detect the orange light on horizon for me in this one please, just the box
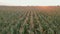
[40,6,49,9]
[39,6,50,11]
[37,6,53,12]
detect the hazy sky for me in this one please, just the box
[0,0,60,6]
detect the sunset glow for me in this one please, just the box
[41,6,49,9]
[39,6,50,10]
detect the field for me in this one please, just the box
[0,6,60,34]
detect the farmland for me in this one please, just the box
[0,6,60,34]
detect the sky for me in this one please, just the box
[0,0,60,6]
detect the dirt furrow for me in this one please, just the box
[20,11,30,34]
[33,11,43,34]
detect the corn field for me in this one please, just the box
[0,6,60,34]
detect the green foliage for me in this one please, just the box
[0,6,60,34]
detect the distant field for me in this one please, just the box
[0,6,60,34]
